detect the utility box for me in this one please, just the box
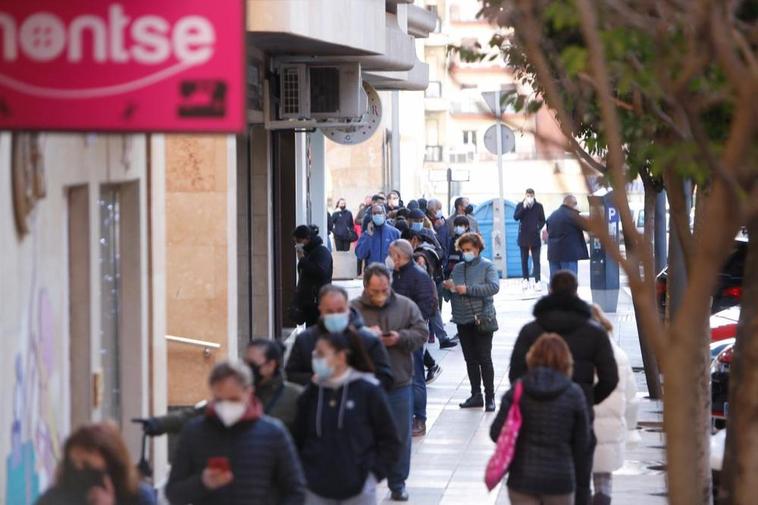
[589,191,620,312]
[332,251,357,280]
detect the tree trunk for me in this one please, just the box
[638,178,662,399]
[721,216,758,504]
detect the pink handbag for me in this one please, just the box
[484,381,524,491]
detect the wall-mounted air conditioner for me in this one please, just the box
[278,63,367,121]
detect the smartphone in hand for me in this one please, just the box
[207,457,231,473]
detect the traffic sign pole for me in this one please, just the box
[491,91,507,276]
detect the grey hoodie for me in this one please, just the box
[351,291,428,389]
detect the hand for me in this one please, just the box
[381,331,400,347]
[202,467,234,490]
[87,476,115,505]
[454,285,468,295]
[368,325,383,336]
[442,280,454,291]
[366,222,375,236]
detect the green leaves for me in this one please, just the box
[560,46,588,76]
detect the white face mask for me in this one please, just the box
[385,256,395,271]
[526,196,534,205]
[215,400,247,427]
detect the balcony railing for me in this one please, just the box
[425,145,443,162]
[425,81,442,98]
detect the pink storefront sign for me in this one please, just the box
[0,1,245,132]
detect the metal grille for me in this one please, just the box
[281,68,301,115]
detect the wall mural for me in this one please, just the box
[5,231,61,504]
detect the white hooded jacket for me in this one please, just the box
[592,336,639,473]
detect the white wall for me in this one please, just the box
[0,133,150,504]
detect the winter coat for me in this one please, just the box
[351,291,428,389]
[294,236,333,323]
[509,293,619,416]
[36,483,156,505]
[433,219,451,264]
[165,397,306,505]
[293,369,400,500]
[490,367,590,495]
[285,308,394,391]
[391,261,438,320]
[514,201,546,248]
[448,256,500,326]
[332,209,355,240]
[593,336,639,473]
[546,205,589,262]
[354,223,401,265]
[255,374,304,435]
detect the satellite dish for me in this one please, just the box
[320,82,382,145]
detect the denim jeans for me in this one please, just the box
[549,260,578,279]
[386,386,413,492]
[428,310,449,343]
[413,347,427,421]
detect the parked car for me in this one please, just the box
[708,306,741,429]
[656,236,747,317]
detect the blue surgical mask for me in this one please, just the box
[436,211,444,219]
[312,357,335,380]
[323,312,349,334]
[462,251,477,263]
[372,214,386,226]
[411,222,423,231]
[455,226,466,236]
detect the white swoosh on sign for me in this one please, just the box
[0,61,197,99]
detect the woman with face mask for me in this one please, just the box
[444,215,471,278]
[442,232,500,412]
[36,422,156,505]
[332,198,356,252]
[293,332,401,505]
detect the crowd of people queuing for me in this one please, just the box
[37,190,638,505]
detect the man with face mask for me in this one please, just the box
[514,188,546,291]
[351,264,428,502]
[166,361,306,505]
[285,285,394,391]
[355,205,400,266]
[245,339,303,434]
[331,198,355,252]
[546,194,590,280]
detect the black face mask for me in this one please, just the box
[465,204,474,215]
[247,362,264,386]
[339,205,346,210]
[61,464,106,502]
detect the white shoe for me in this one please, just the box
[521,279,529,291]
[534,281,543,292]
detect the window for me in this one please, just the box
[463,130,477,148]
[425,81,442,98]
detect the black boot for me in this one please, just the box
[485,396,496,412]
[459,394,484,409]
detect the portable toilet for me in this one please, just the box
[471,199,529,278]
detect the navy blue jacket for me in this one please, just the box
[391,261,438,320]
[491,367,589,495]
[546,205,589,262]
[165,402,305,505]
[514,201,546,248]
[332,209,354,240]
[293,372,400,500]
[285,308,394,391]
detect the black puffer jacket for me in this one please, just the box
[508,294,618,416]
[490,367,589,495]
[294,236,333,324]
[391,261,438,320]
[285,308,394,390]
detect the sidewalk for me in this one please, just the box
[337,261,667,505]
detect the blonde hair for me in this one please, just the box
[526,333,574,377]
[591,304,614,333]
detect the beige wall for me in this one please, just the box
[164,135,235,406]
[325,129,386,215]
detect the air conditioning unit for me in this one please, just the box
[278,63,367,121]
